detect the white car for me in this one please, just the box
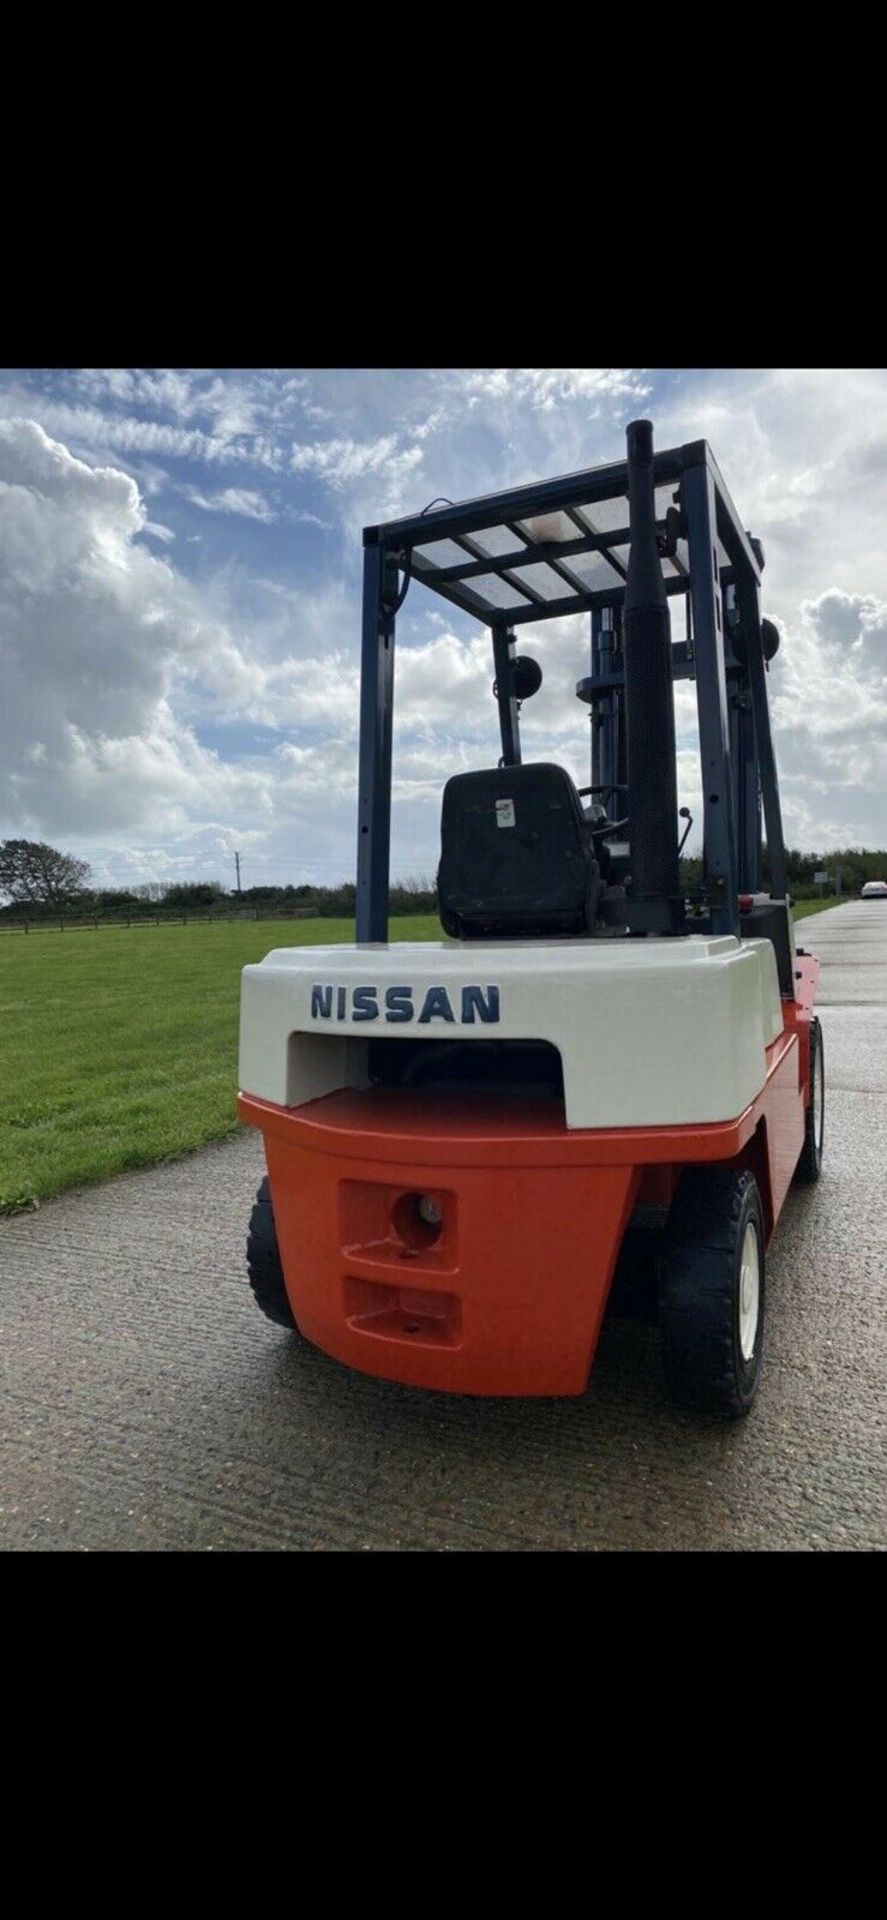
[861,880,887,898]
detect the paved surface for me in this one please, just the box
[2,901,885,1552]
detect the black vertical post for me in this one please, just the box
[755,776,764,885]
[728,678,742,878]
[623,420,681,932]
[682,459,739,935]
[725,583,760,894]
[356,539,396,942]
[739,698,760,892]
[590,608,602,789]
[725,582,741,862]
[491,625,522,765]
[734,572,788,901]
[614,605,627,801]
[591,606,618,798]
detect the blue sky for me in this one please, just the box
[1,366,886,893]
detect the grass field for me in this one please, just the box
[0,897,839,1212]
[0,915,440,1213]
[792,898,840,920]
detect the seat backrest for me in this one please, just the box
[438,763,600,939]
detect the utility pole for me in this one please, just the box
[234,851,242,895]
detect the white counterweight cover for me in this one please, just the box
[239,935,785,1131]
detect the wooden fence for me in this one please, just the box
[0,906,323,935]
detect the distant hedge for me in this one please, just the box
[0,877,438,925]
[2,846,883,929]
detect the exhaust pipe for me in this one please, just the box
[623,419,682,933]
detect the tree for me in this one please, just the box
[0,839,93,906]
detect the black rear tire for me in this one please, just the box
[660,1168,765,1419]
[794,1016,824,1184]
[247,1176,298,1330]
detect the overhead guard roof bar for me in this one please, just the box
[365,447,687,552]
[364,440,760,632]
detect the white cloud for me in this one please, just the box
[75,369,203,417]
[0,421,276,845]
[801,587,887,672]
[412,407,448,441]
[290,432,423,490]
[0,418,391,884]
[0,395,256,468]
[187,485,277,522]
[763,587,887,847]
[464,368,651,411]
[0,376,290,475]
[3,370,887,890]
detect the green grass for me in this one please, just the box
[0,915,441,1213]
[792,898,843,921]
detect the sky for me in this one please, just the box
[1,366,886,895]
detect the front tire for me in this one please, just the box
[660,1168,765,1419]
[794,1016,824,1183]
[247,1176,298,1330]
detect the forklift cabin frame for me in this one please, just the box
[356,437,787,943]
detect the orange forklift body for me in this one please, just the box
[238,959,817,1397]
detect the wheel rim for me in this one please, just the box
[739,1221,760,1362]
[813,1036,824,1150]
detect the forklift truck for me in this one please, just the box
[237,421,824,1417]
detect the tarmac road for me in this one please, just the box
[1,900,885,1552]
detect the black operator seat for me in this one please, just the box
[437,763,602,939]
